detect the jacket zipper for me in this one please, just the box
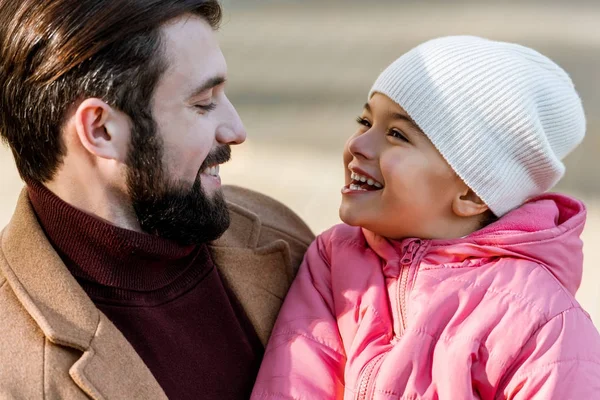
[396,239,421,336]
[355,239,422,400]
[355,353,386,400]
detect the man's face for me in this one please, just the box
[126,15,246,245]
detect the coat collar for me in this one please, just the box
[0,188,292,398]
[0,189,98,350]
[0,189,168,398]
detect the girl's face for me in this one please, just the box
[340,93,469,240]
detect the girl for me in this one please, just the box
[251,36,600,399]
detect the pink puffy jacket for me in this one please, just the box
[251,194,600,399]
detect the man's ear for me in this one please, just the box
[74,98,131,162]
[452,187,489,218]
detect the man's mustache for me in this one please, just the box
[200,145,231,172]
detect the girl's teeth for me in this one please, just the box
[350,184,365,191]
[349,170,384,189]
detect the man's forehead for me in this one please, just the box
[160,15,227,86]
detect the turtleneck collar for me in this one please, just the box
[27,180,211,305]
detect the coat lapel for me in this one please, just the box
[0,190,166,399]
[211,202,294,346]
[69,314,167,400]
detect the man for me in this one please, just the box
[0,1,313,398]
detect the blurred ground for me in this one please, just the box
[1,1,599,323]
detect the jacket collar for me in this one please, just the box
[0,188,292,398]
[363,194,586,296]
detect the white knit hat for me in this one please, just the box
[369,36,586,216]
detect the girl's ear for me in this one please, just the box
[452,187,489,218]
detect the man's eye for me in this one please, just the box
[195,103,217,113]
[356,116,371,128]
[388,129,409,142]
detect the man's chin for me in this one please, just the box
[200,185,221,199]
[130,181,230,245]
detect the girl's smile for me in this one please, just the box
[341,166,384,194]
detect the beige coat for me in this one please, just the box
[0,185,314,399]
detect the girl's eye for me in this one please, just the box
[195,102,217,114]
[389,129,409,142]
[356,116,371,128]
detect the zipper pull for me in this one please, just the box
[401,240,421,265]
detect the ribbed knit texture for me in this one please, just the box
[369,36,586,216]
[27,179,201,304]
[27,181,263,399]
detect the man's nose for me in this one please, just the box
[216,96,247,145]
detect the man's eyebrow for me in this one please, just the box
[187,76,226,99]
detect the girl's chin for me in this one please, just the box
[339,206,397,238]
[338,205,367,228]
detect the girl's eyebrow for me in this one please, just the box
[363,102,425,135]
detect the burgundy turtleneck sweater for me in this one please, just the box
[27,181,262,400]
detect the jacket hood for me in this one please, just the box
[365,193,587,296]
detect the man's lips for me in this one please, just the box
[197,145,230,187]
[200,145,231,172]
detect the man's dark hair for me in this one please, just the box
[0,0,222,182]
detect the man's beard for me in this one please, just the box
[125,122,231,246]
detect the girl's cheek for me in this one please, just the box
[380,153,402,180]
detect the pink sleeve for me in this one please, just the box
[501,307,600,399]
[251,233,346,400]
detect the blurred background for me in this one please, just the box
[1,1,599,322]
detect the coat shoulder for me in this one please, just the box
[0,260,45,397]
[222,185,315,249]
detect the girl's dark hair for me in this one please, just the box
[0,0,222,182]
[480,209,499,229]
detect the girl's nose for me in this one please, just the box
[348,130,377,160]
